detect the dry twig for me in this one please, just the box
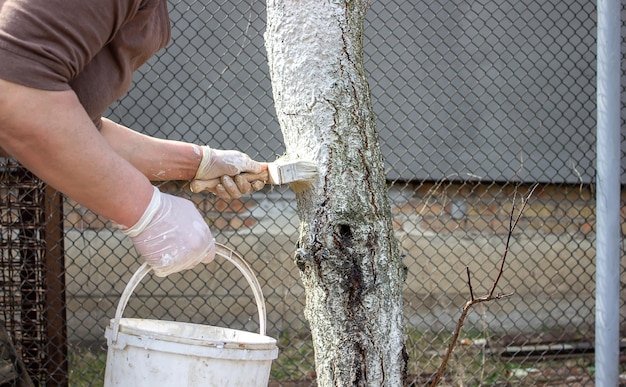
[429,184,539,387]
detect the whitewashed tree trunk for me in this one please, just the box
[265,1,407,385]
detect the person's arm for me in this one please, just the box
[99,117,202,181]
[0,78,152,228]
[99,117,266,198]
[0,78,216,277]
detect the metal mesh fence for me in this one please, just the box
[0,0,624,385]
[0,160,66,385]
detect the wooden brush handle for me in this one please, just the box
[190,170,270,193]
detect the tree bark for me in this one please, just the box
[265,1,407,385]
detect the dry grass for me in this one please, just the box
[66,328,615,386]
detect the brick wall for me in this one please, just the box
[64,182,604,235]
[393,182,598,237]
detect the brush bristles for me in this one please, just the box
[267,160,318,191]
[288,179,315,193]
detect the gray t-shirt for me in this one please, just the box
[0,0,171,128]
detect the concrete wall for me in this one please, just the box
[63,183,619,344]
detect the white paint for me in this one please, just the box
[265,1,406,385]
[265,0,348,162]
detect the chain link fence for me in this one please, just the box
[0,0,623,385]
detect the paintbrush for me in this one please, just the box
[190,159,318,194]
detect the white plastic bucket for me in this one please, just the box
[104,244,278,386]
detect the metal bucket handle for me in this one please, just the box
[108,243,267,346]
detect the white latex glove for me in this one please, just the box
[192,146,265,199]
[121,186,216,277]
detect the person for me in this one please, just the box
[0,0,266,277]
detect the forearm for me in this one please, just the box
[100,117,202,181]
[0,79,153,228]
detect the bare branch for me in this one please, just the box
[488,183,538,298]
[466,267,474,301]
[429,184,538,387]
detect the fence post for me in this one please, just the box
[596,0,621,385]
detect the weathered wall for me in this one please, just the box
[110,0,606,184]
[63,183,621,344]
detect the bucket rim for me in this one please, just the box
[107,318,277,350]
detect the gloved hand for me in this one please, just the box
[191,146,265,200]
[121,186,216,277]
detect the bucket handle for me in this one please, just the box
[109,243,267,346]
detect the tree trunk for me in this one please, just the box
[265,1,407,385]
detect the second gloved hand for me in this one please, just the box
[122,186,216,277]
